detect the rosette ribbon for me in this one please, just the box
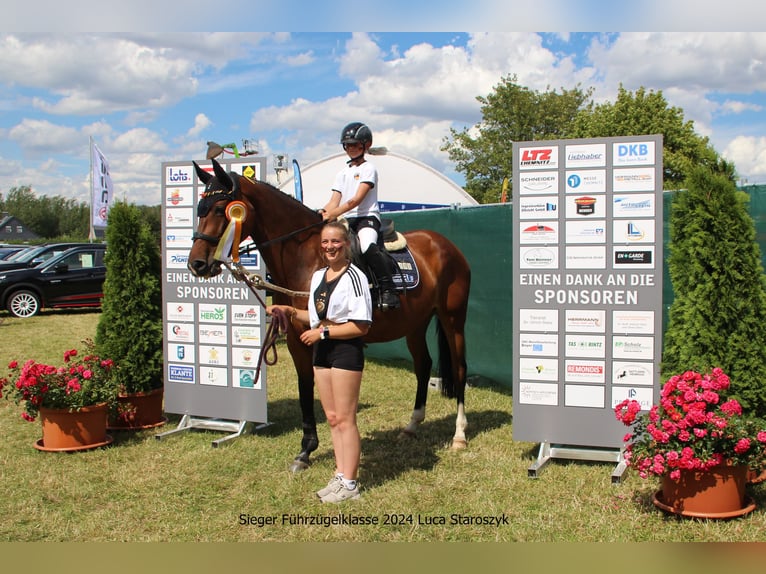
[213,200,247,263]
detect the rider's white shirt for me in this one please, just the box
[332,160,380,220]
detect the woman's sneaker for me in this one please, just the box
[320,481,360,503]
[316,475,341,499]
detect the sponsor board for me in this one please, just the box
[565,170,606,193]
[519,171,558,194]
[519,308,558,332]
[519,382,559,405]
[565,334,606,358]
[565,245,607,269]
[612,362,654,386]
[519,333,559,357]
[564,384,605,408]
[519,246,558,269]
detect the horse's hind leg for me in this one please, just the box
[398,323,432,439]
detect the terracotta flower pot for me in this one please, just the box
[653,464,756,519]
[108,387,165,430]
[36,403,112,452]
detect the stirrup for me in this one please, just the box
[379,290,400,310]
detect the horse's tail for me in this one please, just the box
[435,318,456,399]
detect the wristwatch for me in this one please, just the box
[320,326,330,340]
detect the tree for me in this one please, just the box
[95,201,164,394]
[662,165,766,418]
[441,75,593,203]
[571,85,729,189]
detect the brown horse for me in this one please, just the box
[188,159,471,471]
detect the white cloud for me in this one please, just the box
[724,136,766,182]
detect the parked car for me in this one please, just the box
[0,244,107,318]
[0,245,31,260]
[0,242,100,272]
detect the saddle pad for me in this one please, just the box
[389,247,419,290]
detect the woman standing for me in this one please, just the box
[267,221,373,503]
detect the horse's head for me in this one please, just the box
[188,158,251,277]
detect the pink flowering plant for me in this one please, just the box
[614,368,766,481]
[0,341,119,422]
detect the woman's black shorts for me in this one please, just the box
[313,337,365,372]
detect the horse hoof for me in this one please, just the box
[398,429,417,440]
[289,459,310,473]
[450,439,467,451]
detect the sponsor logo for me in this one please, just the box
[614,250,652,264]
[574,196,596,215]
[521,247,556,267]
[519,147,558,169]
[166,166,192,184]
[519,172,557,193]
[168,364,194,382]
[614,141,655,165]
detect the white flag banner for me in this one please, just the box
[91,142,113,229]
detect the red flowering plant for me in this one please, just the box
[0,341,119,422]
[614,368,766,481]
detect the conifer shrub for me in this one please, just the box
[662,165,766,418]
[95,201,163,393]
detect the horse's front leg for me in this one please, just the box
[287,337,318,473]
[399,326,432,439]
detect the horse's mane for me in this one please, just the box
[239,175,321,220]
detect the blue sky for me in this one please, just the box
[1,3,766,205]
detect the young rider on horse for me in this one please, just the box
[318,122,400,311]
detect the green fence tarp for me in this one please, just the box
[370,185,766,390]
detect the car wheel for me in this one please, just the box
[8,290,41,318]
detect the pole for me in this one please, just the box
[88,136,95,242]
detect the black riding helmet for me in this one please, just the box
[340,122,373,147]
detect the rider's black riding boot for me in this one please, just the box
[363,243,400,310]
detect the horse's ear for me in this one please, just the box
[193,161,212,184]
[212,158,234,191]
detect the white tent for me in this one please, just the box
[279,151,477,212]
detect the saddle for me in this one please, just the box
[346,218,420,290]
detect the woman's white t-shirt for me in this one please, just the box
[308,263,373,329]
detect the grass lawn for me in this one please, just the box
[2,310,766,546]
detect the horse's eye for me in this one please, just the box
[214,205,227,216]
